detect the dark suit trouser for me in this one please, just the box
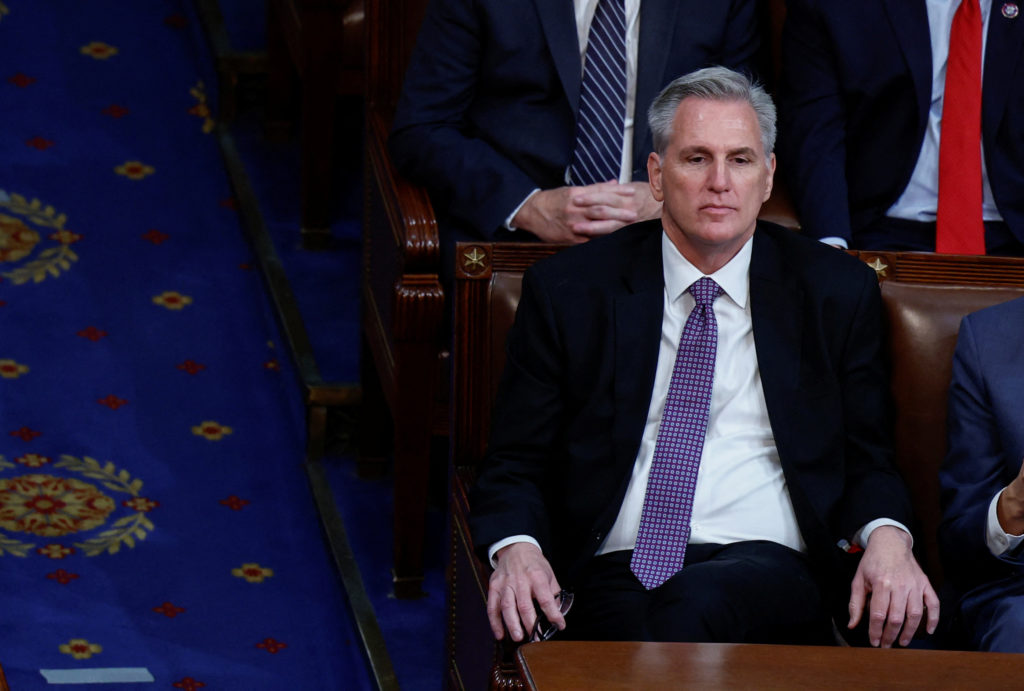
[563,541,834,645]
[959,576,1024,653]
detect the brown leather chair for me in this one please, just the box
[848,250,1024,586]
[266,0,364,248]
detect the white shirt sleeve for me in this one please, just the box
[819,236,849,249]
[986,489,1024,556]
[488,535,542,568]
[505,189,541,230]
[855,518,914,549]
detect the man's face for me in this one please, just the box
[647,97,775,273]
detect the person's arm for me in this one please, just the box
[995,461,1024,543]
[848,525,938,647]
[939,316,1024,588]
[833,266,938,646]
[486,542,565,642]
[388,0,543,239]
[390,0,659,242]
[512,181,660,243]
[470,265,568,640]
[778,0,854,244]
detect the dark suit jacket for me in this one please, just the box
[389,0,761,242]
[939,297,1024,598]
[470,220,914,599]
[779,0,1024,248]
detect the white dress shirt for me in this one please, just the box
[823,0,1001,247]
[601,234,806,553]
[505,0,641,228]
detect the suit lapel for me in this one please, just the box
[613,227,664,473]
[749,231,803,454]
[983,3,1024,139]
[634,0,679,155]
[535,0,582,113]
[884,0,933,123]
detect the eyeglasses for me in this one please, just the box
[531,589,574,642]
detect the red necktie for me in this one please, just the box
[936,0,985,254]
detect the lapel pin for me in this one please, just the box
[1003,2,1019,19]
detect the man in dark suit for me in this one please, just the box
[779,0,1024,254]
[471,66,939,647]
[939,296,1024,652]
[389,0,762,262]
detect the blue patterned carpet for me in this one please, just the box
[0,2,374,688]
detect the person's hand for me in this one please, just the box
[996,457,1024,535]
[512,181,661,243]
[486,542,564,642]
[848,525,940,647]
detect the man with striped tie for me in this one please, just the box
[390,0,762,279]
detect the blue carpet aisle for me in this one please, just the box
[228,97,448,689]
[0,2,373,689]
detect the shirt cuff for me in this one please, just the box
[819,236,849,249]
[488,535,541,568]
[855,518,913,549]
[505,189,541,230]
[987,489,1024,556]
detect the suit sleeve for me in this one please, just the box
[388,0,542,239]
[778,0,853,243]
[834,266,913,539]
[469,266,565,560]
[939,317,1020,590]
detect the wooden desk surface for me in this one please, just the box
[517,641,1024,690]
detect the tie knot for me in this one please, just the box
[688,277,722,308]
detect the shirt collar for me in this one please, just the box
[661,232,752,310]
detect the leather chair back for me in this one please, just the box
[852,250,1024,585]
[882,281,1024,583]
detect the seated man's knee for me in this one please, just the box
[647,570,747,642]
[977,599,1024,653]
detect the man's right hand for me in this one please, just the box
[997,457,1024,536]
[512,181,659,243]
[486,542,565,642]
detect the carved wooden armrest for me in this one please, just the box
[365,110,438,273]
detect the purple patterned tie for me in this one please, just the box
[631,277,722,589]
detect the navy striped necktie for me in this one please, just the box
[569,0,627,186]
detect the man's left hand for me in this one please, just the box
[848,525,940,647]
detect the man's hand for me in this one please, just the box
[996,457,1024,536]
[848,525,940,647]
[513,181,661,243]
[486,542,565,642]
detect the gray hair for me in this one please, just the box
[648,66,776,163]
